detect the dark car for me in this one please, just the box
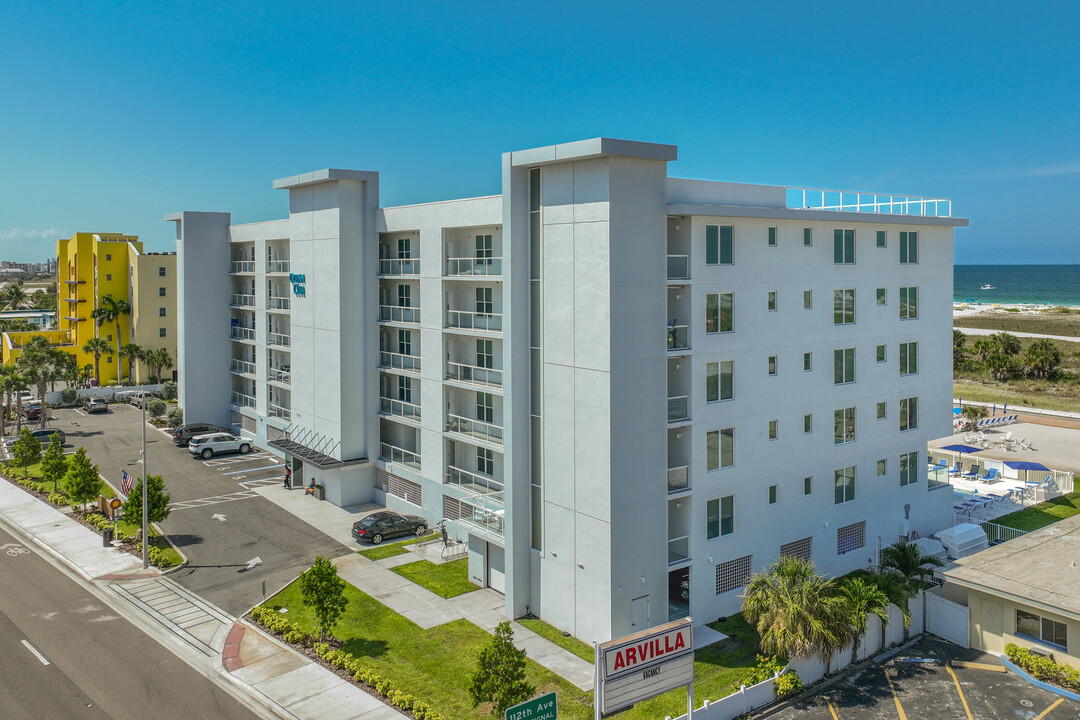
[21,403,42,421]
[351,511,428,545]
[4,428,66,448]
[173,423,227,447]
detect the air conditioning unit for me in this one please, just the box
[899,518,911,539]
[1029,646,1054,660]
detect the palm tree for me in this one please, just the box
[985,353,1018,382]
[89,294,131,381]
[990,332,1022,357]
[971,338,994,362]
[147,348,173,383]
[48,348,72,393]
[3,282,27,310]
[17,335,56,429]
[9,371,29,434]
[82,337,113,386]
[741,556,851,667]
[0,364,16,438]
[867,571,912,651]
[960,404,987,431]
[119,343,143,385]
[879,540,945,640]
[1023,338,1062,379]
[837,577,890,665]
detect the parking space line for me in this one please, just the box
[825,696,841,720]
[222,464,282,476]
[882,668,908,720]
[1034,698,1063,720]
[950,660,1006,672]
[945,664,973,720]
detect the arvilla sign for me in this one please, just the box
[289,273,307,297]
[605,626,689,677]
[595,618,694,716]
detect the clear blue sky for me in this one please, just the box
[1,0,1077,264]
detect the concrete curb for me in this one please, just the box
[999,654,1080,703]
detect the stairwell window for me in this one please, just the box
[768,355,777,376]
[877,459,887,476]
[900,286,918,320]
[876,344,886,363]
[768,291,777,311]
[804,414,813,433]
[834,289,855,325]
[803,228,812,247]
[768,420,778,440]
[768,227,777,247]
[899,341,918,375]
[803,352,812,372]
[768,485,777,504]
[900,231,918,264]
[833,229,855,264]
[803,290,812,309]
[900,397,918,431]
[706,225,733,265]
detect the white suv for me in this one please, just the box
[188,433,252,459]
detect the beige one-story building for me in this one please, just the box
[936,514,1080,666]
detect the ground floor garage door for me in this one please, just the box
[487,544,505,594]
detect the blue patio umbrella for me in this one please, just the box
[952,408,963,414]
[941,444,983,454]
[1004,461,1050,471]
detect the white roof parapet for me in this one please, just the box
[273,169,378,190]
[510,137,677,166]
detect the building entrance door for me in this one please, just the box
[487,544,505,594]
[631,595,650,631]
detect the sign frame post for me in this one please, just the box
[595,618,695,717]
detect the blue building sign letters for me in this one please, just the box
[289,273,307,298]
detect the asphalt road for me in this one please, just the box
[47,404,351,615]
[0,525,261,720]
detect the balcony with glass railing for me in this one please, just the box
[446,309,502,332]
[231,293,255,307]
[667,255,689,281]
[667,396,689,423]
[667,466,690,494]
[380,396,421,421]
[267,259,290,274]
[231,358,255,375]
[268,367,291,385]
[446,361,502,387]
[379,351,421,372]
[268,403,291,420]
[379,257,420,276]
[267,331,291,347]
[667,536,690,565]
[231,391,255,408]
[446,257,502,277]
[380,442,421,471]
[446,466,503,494]
[379,305,421,324]
[459,492,505,537]
[666,325,689,351]
[446,413,503,444]
[267,295,290,311]
[230,326,256,341]
[231,260,255,274]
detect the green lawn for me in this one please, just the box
[994,492,1080,532]
[390,559,477,598]
[518,616,595,662]
[358,532,437,560]
[1,461,113,498]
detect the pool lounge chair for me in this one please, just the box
[978,468,999,483]
[962,465,980,479]
[948,461,963,476]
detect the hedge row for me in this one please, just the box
[1005,643,1080,694]
[249,606,444,720]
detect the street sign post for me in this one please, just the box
[505,691,557,720]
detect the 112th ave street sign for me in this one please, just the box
[506,691,557,720]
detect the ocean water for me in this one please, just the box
[954,265,1080,307]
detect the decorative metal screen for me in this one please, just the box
[443,496,461,521]
[780,537,813,562]
[836,521,866,555]
[715,555,752,595]
[376,469,422,506]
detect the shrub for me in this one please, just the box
[147,399,167,420]
[61,388,78,405]
[1005,643,1080,693]
[160,380,177,401]
[774,670,804,699]
[166,407,183,427]
[48,491,68,506]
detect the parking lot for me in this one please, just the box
[767,637,1079,720]
[36,404,352,615]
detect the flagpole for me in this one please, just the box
[142,397,148,569]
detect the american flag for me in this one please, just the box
[121,470,134,496]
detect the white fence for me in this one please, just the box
[925,589,969,647]
[670,673,780,720]
[45,384,163,406]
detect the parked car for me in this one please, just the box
[83,397,109,414]
[126,391,155,408]
[188,433,252,459]
[173,423,227,447]
[20,402,43,420]
[3,428,66,448]
[351,511,428,545]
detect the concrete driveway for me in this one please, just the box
[46,404,352,615]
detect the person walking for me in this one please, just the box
[283,466,292,489]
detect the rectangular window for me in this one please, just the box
[876,344,886,363]
[159,266,167,276]
[804,476,812,495]
[708,427,734,470]
[705,292,734,333]
[876,287,886,305]
[716,555,752,594]
[876,230,886,248]
[105,273,112,281]
[899,451,919,486]
[398,237,412,258]
[837,520,865,554]
[900,397,918,431]
[833,289,855,325]
[706,225,733,265]
[780,537,812,562]
[804,414,813,433]
[475,287,493,315]
[803,290,812,309]
[158,307,167,317]
[105,253,112,261]
[833,229,855,264]
[900,286,918,320]
[767,291,777,311]
[803,352,812,372]
[768,355,777,376]
[477,392,494,423]
[1016,610,1068,649]
[834,467,856,504]
[768,227,777,247]
[899,341,918,375]
[877,459,887,476]
[706,361,733,402]
[477,339,493,368]
[399,329,412,355]
[707,495,735,539]
[721,495,734,536]
[803,228,812,246]
[768,485,777,504]
[158,328,167,338]
[768,420,777,440]
[876,401,887,420]
[477,446,494,475]
[475,234,493,261]
[159,287,166,297]
[833,348,855,384]
[397,284,411,306]
[834,407,856,445]
[398,375,412,402]
[900,231,918,264]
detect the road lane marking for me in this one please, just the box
[222,464,282,476]
[22,639,50,665]
[825,696,840,720]
[951,660,1006,672]
[1033,698,1063,720]
[882,668,907,720]
[945,664,973,720]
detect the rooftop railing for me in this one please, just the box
[787,187,953,217]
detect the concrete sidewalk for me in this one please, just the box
[0,478,406,720]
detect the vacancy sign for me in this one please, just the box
[597,618,694,715]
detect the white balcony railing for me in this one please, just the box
[380,442,421,471]
[667,396,689,423]
[268,403,291,420]
[667,255,689,280]
[446,413,503,444]
[668,536,690,565]
[379,305,421,324]
[379,258,420,276]
[459,492,505,536]
[267,296,291,310]
[268,367,291,384]
[446,257,502,277]
[446,310,502,332]
[380,396,421,420]
[231,358,255,375]
[231,326,256,341]
[446,465,503,494]
[667,465,690,493]
[231,391,255,408]
[231,260,255,274]
[380,351,421,372]
[786,186,953,217]
[446,361,502,387]
[267,260,290,273]
[267,331,291,347]
[667,324,689,351]
[231,293,255,307]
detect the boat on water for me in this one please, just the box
[980,283,995,290]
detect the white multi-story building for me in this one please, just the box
[169,138,967,645]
